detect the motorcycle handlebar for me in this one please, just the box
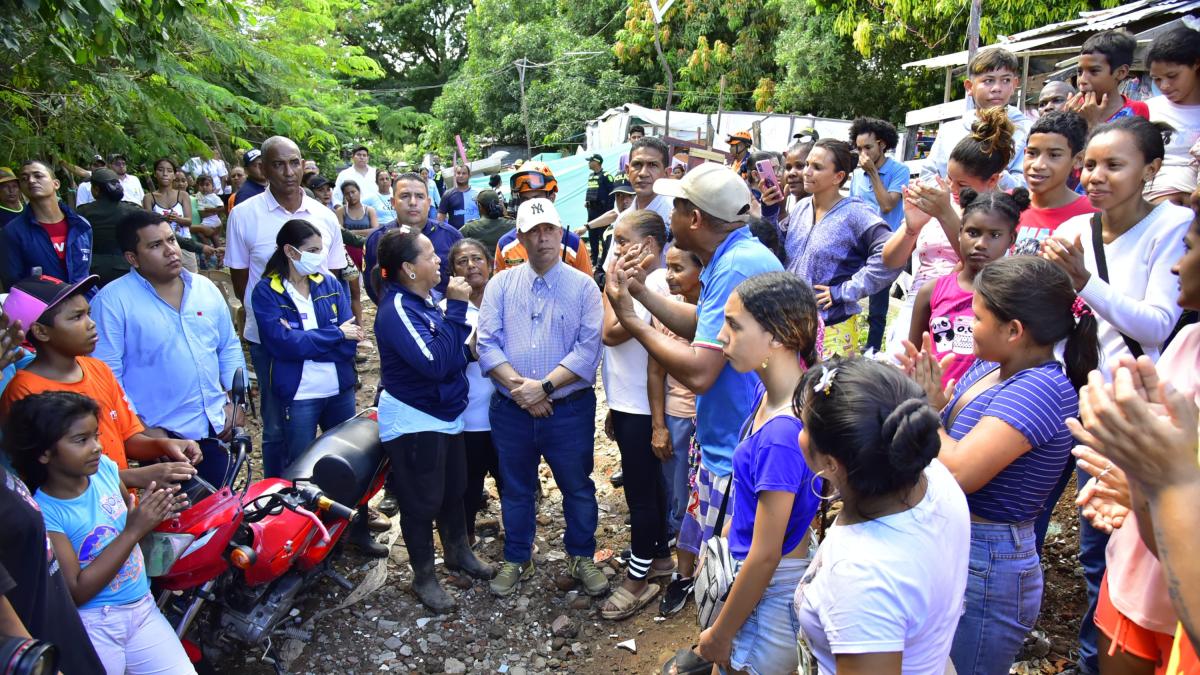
[316,495,356,522]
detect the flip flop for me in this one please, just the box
[661,647,714,675]
[600,583,660,620]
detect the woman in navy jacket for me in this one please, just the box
[251,219,361,478]
[374,226,493,612]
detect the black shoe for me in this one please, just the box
[659,576,693,616]
[347,510,389,558]
[610,470,624,488]
[378,493,400,517]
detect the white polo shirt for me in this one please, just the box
[224,188,347,343]
[333,164,378,206]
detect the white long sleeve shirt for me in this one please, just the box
[1053,201,1192,372]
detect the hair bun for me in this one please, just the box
[958,187,981,208]
[880,398,941,476]
[1009,187,1032,212]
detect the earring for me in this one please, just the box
[761,357,770,370]
[809,470,840,502]
[408,272,417,280]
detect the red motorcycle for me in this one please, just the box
[142,371,389,672]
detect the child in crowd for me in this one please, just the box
[7,391,194,674]
[599,210,674,620]
[647,242,702,616]
[1043,115,1194,673]
[903,256,1099,675]
[1014,111,1096,255]
[1145,25,1200,205]
[748,151,784,225]
[193,175,225,269]
[921,47,1030,189]
[1070,30,1150,129]
[885,107,1015,356]
[910,188,1025,387]
[682,272,821,675]
[0,275,201,489]
[794,357,970,675]
[781,140,812,216]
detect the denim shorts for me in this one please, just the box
[725,556,810,675]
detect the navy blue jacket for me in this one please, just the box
[2,202,93,287]
[251,271,356,402]
[375,282,471,422]
[363,218,462,304]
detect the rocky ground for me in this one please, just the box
[211,302,1089,675]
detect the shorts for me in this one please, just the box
[1096,573,1176,673]
[676,463,732,556]
[820,314,862,360]
[725,556,809,675]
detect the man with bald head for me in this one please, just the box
[1038,81,1076,115]
[224,135,347,476]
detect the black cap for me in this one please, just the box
[243,149,262,166]
[587,154,603,164]
[611,177,635,195]
[108,153,127,163]
[307,175,332,190]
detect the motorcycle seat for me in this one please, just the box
[281,415,385,508]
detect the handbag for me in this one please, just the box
[693,474,735,630]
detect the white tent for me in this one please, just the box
[584,103,853,154]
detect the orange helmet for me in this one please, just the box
[727,130,753,146]
[510,161,558,196]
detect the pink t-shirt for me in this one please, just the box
[1105,324,1200,634]
[910,220,959,298]
[927,272,976,387]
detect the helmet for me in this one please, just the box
[727,130,753,146]
[510,161,558,196]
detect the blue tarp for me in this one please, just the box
[468,144,631,229]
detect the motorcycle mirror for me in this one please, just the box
[231,368,247,408]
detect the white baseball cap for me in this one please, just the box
[652,162,752,223]
[515,197,563,233]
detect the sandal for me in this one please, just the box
[600,582,660,620]
[646,562,677,581]
[661,647,714,675]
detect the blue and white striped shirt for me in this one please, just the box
[942,359,1078,523]
[477,260,602,399]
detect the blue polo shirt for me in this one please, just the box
[692,226,783,476]
[848,157,910,231]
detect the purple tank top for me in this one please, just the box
[928,273,976,386]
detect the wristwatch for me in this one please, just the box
[541,379,556,396]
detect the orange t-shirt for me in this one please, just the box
[0,356,145,469]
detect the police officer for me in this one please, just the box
[583,154,614,267]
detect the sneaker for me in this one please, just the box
[659,576,693,616]
[489,560,534,597]
[568,556,610,597]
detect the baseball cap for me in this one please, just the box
[307,175,332,190]
[611,177,635,195]
[792,128,819,142]
[92,154,106,165]
[108,153,127,163]
[515,198,562,233]
[91,167,118,184]
[653,163,752,223]
[0,168,15,184]
[478,189,501,210]
[243,149,263,166]
[3,274,99,331]
[587,153,603,164]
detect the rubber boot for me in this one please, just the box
[347,504,388,558]
[404,518,456,613]
[439,506,495,580]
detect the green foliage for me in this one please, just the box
[0,0,383,172]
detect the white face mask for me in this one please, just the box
[289,246,324,276]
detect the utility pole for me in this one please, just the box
[652,29,673,141]
[714,74,726,150]
[515,57,532,158]
[967,0,982,66]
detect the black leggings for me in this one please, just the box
[463,430,503,538]
[383,431,469,558]
[611,410,670,579]
[588,226,610,270]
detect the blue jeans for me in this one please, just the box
[951,520,1043,675]
[1076,467,1109,674]
[866,286,891,352]
[660,414,694,538]
[280,389,356,476]
[248,342,285,478]
[490,391,598,563]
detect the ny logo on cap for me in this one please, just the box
[531,203,544,215]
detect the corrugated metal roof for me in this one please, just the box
[903,0,1199,70]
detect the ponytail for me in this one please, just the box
[1063,310,1100,391]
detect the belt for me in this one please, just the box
[551,388,591,404]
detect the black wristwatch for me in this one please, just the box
[541,379,556,396]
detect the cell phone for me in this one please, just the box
[756,160,780,193]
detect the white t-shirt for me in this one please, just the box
[118,173,144,205]
[1053,201,1192,373]
[333,165,379,207]
[442,299,495,432]
[795,460,970,675]
[601,269,660,415]
[75,180,94,206]
[1145,95,1200,197]
[198,193,223,228]
[284,280,340,401]
[183,157,230,195]
[224,189,347,343]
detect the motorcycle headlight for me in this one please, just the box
[141,533,195,577]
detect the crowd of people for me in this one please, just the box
[0,20,1195,675]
